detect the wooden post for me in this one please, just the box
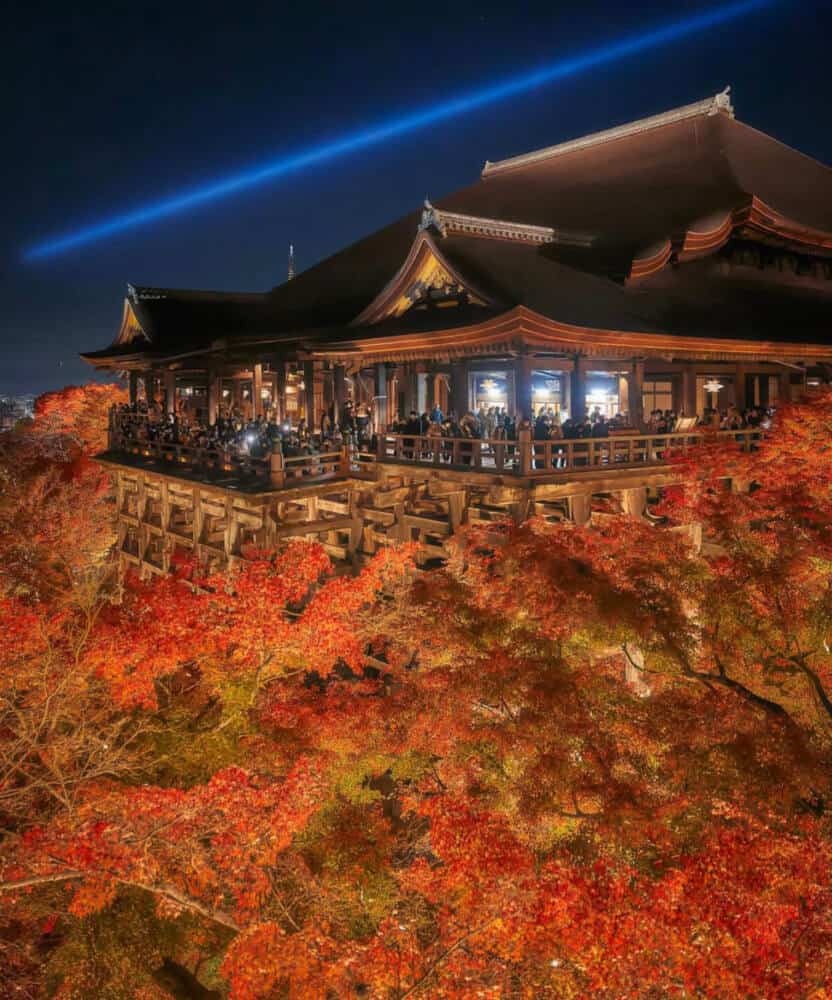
[270,450,285,488]
[450,362,469,419]
[628,359,645,430]
[519,426,532,476]
[568,494,592,525]
[401,367,421,417]
[339,443,351,476]
[620,487,647,517]
[232,377,243,414]
[303,360,315,428]
[253,362,264,418]
[164,370,176,415]
[207,371,220,425]
[334,363,347,426]
[373,362,389,433]
[514,355,534,422]
[128,371,139,406]
[734,364,748,411]
[413,371,426,414]
[682,365,697,418]
[570,355,587,421]
[430,372,441,412]
[276,363,287,423]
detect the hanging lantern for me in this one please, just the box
[703,378,724,394]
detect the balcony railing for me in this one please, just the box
[108,426,363,488]
[377,428,763,476]
[107,422,763,489]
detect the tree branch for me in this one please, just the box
[0,870,240,933]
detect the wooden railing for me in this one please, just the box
[377,433,523,473]
[378,428,763,476]
[108,427,353,488]
[108,423,763,487]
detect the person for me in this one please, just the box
[402,410,421,460]
[549,413,565,468]
[483,406,497,441]
[430,402,443,425]
[490,418,506,469]
[591,415,609,438]
[533,412,550,469]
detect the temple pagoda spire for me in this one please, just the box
[287,243,295,281]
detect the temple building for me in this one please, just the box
[81,89,832,574]
[84,87,832,428]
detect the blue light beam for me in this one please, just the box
[24,0,776,260]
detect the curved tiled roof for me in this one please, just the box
[81,93,832,366]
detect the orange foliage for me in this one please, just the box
[3,388,832,997]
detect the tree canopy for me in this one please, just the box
[2,384,832,998]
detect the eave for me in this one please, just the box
[310,305,832,365]
[629,196,832,282]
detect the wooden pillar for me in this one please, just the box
[431,373,443,412]
[402,367,418,416]
[570,355,587,421]
[777,369,792,406]
[303,360,315,427]
[207,371,220,425]
[449,362,469,419]
[276,363,287,423]
[416,372,429,414]
[518,426,532,475]
[163,370,176,416]
[232,378,243,414]
[620,487,647,518]
[388,374,400,423]
[334,363,347,426]
[757,374,769,407]
[682,365,697,418]
[269,371,280,420]
[568,494,592,526]
[734,364,748,411]
[627,359,645,430]
[373,362,389,433]
[514,355,534,422]
[253,362,264,418]
[128,371,139,406]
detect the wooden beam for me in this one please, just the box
[514,355,534,422]
[253,363,264,419]
[164,371,176,415]
[570,355,587,420]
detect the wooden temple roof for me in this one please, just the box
[81,90,832,370]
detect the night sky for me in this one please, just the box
[3,0,830,395]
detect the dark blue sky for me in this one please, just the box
[3,0,829,395]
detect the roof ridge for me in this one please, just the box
[127,283,268,303]
[419,201,595,248]
[481,87,734,177]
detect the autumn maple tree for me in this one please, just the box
[3,385,832,998]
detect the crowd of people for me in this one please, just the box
[392,402,773,443]
[110,401,346,462]
[111,395,773,472]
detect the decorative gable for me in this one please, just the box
[113,295,150,346]
[351,230,492,326]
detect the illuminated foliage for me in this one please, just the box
[3,387,832,997]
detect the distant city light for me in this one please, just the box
[22,0,775,261]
